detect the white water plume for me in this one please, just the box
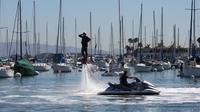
[81,64,104,94]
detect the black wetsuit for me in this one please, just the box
[120,75,128,86]
[79,34,91,57]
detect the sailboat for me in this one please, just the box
[0,0,14,78]
[33,33,51,71]
[31,1,51,72]
[159,7,171,70]
[13,0,38,76]
[150,10,164,72]
[52,0,72,73]
[101,23,121,76]
[134,4,152,72]
[181,0,200,77]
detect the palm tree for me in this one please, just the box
[128,38,133,47]
[138,42,143,48]
[133,38,139,49]
[128,38,133,53]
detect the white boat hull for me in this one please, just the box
[163,62,171,70]
[135,64,152,72]
[33,63,51,71]
[0,67,14,78]
[52,63,72,73]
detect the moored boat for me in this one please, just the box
[33,63,51,72]
[162,61,171,70]
[52,63,72,73]
[152,63,164,71]
[134,63,152,72]
[14,59,38,76]
[0,66,14,78]
[52,54,72,73]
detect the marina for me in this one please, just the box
[0,0,200,111]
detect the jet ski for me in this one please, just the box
[98,78,160,95]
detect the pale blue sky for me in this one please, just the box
[0,0,198,51]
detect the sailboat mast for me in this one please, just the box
[25,20,28,55]
[33,0,37,57]
[161,7,164,60]
[94,35,97,55]
[173,25,176,61]
[6,29,8,57]
[110,23,114,57]
[46,22,48,53]
[140,4,143,44]
[152,32,154,49]
[178,28,179,47]
[193,0,196,46]
[0,0,1,26]
[37,33,40,55]
[191,0,197,58]
[75,18,77,62]
[16,18,19,60]
[139,3,143,62]
[118,0,122,57]
[189,0,193,57]
[144,26,146,47]
[132,19,134,39]
[56,0,62,54]
[153,10,156,60]
[59,0,63,54]
[99,27,101,55]
[62,17,65,54]
[121,16,124,56]
[97,26,100,54]
[19,0,22,59]
[177,28,180,56]
[89,12,93,59]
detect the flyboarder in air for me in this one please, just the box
[79,32,91,64]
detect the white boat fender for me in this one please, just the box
[191,75,195,79]
[14,72,21,77]
[35,71,40,75]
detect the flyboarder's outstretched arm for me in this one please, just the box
[79,34,83,38]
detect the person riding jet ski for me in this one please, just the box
[119,70,142,91]
[98,70,160,95]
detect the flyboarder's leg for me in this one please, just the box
[81,47,84,57]
[85,47,88,63]
[81,47,86,64]
[82,47,88,64]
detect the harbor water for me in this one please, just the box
[0,67,200,112]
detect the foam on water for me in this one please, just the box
[146,87,200,104]
[80,64,104,94]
